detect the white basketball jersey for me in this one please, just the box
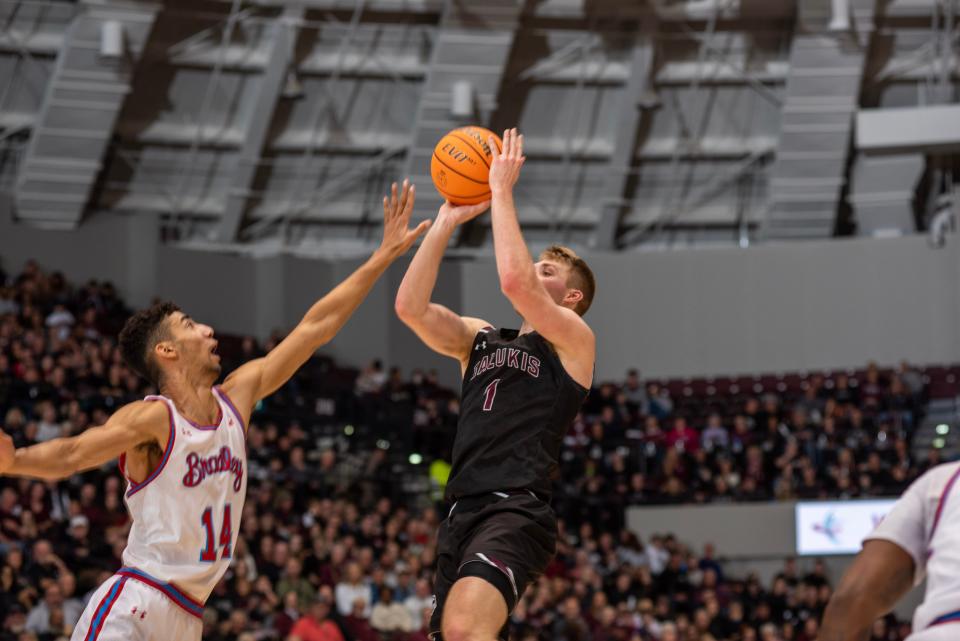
[867,461,960,634]
[119,386,247,603]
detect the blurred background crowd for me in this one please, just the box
[0,259,924,641]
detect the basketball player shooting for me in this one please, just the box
[0,181,428,641]
[820,460,960,641]
[395,128,597,641]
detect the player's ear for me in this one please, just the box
[564,288,584,308]
[154,340,178,363]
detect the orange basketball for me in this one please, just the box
[430,126,503,205]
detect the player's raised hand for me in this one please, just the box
[0,429,13,474]
[488,127,525,194]
[437,199,490,227]
[380,179,432,258]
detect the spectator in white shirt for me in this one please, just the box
[335,562,372,618]
[371,586,413,634]
[404,578,434,625]
[701,414,729,452]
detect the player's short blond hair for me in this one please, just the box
[539,245,596,316]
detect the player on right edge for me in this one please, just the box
[395,128,596,641]
[820,459,960,641]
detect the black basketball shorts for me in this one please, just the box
[429,492,557,641]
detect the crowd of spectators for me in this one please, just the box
[0,258,928,641]
[555,364,931,530]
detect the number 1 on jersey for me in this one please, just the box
[482,379,501,412]
[199,504,232,563]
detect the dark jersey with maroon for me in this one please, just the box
[445,327,589,501]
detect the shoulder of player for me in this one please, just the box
[462,317,494,336]
[222,357,265,388]
[919,461,960,493]
[220,359,267,409]
[106,400,170,434]
[548,309,595,352]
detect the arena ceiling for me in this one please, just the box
[0,0,957,254]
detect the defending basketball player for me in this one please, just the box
[395,128,596,641]
[820,460,960,641]
[0,181,428,641]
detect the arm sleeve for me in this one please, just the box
[864,470,933,585]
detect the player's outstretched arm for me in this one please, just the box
[394,199,491,372]
[0,401,168,481]
[487,128,595,384]
[223,180,430,408]
[819,539,916,641]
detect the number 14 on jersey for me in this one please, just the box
[199,504,232,562]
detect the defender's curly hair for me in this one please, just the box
[118,301,181,385]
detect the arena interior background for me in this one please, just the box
[0,0,959,637]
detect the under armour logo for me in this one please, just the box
[131,606,147,619]
[476,341,487,351]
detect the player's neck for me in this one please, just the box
[158,373,219,424]
[518,320,535,336]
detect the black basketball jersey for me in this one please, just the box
[445,327,589,501]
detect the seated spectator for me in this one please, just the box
[336,562,373,618]
[343,598,381,641]
[274,591,302,638]
[34,403,62,443]
[355,360,387,396]
[665,417,699,454]
[56,572,83,629]
[552,595,590,641]
[406,607,434,641]
[278,558,316,610]
[25,582,73,636]
[403,578,433,625]
[370,586,412,635]
[623,369,648,415]
[288,596,344,641]
[646,383,674,419]
[25,540,63,589]
[701,414,729,452]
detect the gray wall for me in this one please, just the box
[3,204,960,384]
[627,502,797,558]
[464,236,960,380]
[0,196,160,308]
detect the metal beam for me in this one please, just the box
[401,0,524,220]
[216,0,797,20]
[594,28,656,250]
[619,148,771,246]
[14,0,160,226]
[169,0,244,234]
[216,5,303,243]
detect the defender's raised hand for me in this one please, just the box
[380,180,432,258]
[488,128,525,194]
